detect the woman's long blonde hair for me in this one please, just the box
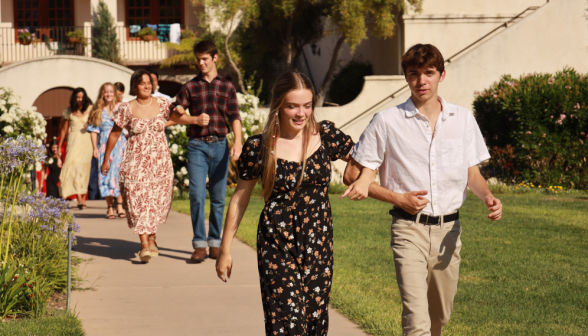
[261,72,319,201]
[89,82,116,126]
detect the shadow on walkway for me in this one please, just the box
[76,236,194,264]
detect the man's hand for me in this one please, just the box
[396,191,430,215]
[195,113,210,126]
[484,195,502,221]
[230,141,242,162]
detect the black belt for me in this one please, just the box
[194,135,225,143]
[389,207,459,225]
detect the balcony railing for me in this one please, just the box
[0,26,91,64]
[0,24,198,65]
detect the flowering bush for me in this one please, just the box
[167,124,189,197]
[474,68,587,189]
[0,135,78,318]
[0,87,47,146]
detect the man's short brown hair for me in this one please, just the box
[129,69,152,96]
[193,40,218,57]
[401,44,445,76]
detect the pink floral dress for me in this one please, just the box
[112,98,174,234]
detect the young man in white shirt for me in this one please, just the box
[149,70,173,101]
[342,44,503,336]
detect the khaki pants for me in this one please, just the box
[391,214,462,336]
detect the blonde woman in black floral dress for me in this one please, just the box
[216,72,354,336]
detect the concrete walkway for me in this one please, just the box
[72,200,368,336]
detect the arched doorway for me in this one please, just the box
[33,87,73,141]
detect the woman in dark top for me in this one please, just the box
[215,72,354,336]
[43,138,62,199]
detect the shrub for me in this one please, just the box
[327,59,373,106]
[474,68,588,189]
[92,0,121,64]
[180,28,197,40]
[66,29,88,46]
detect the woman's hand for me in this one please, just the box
[173,105,186,115]
[93,148,100,159]
[57,157,63,168]
[101,161,110,176]
[341,178,371,201]
[215,249,233,283]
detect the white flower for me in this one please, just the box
[178,156,184,161]
[314,286,320,293]
[3,125,13,133]
[184,179,189,187]
[176,171,183,178]
[48,158,54,165]
[180,166,188,175]
[35,162,42,171]
[173,186,179,192]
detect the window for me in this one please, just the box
[14,0,74,27]
[127,0,183,26]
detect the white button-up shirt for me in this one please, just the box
[352,96,490,216]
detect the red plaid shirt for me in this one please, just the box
[173,74,241,138]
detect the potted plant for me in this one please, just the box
[180,28,196,40]
[66,29,88,46]
[17,28,35,45]
[138,27,157,41]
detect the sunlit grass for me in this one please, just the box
[172,192,588,335]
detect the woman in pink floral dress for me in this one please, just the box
[101,70,197,263]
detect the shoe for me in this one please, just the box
[139,242,151,263]
[190,248,206,263]
[106,206,115,219]
[148,235,158,257]
[115,201,127,218]
[209,247,220,260]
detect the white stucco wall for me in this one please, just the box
[0,56,134,107]
[307,0,588,180]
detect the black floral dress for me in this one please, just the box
[238,120,354,336]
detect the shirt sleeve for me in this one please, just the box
[86,123,100,133]
[112,102,131,130]
[238,135,263,180]
[466,111,491,167]
[320,120,354,161]
[159,98,173,120]
[351,112,387,170]
[172,83,191,112]
[226,84,241,123]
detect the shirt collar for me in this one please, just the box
[404,96,453,121]
[195,73,222,83]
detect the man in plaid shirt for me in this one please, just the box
[173,40,242,263]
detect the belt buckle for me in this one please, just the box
[425,215,429,225]
[205,136,214,143]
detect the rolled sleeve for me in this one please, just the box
[226,86,241,123]
[351,112,387,170]
[86,124,100,133]
[172,85,191,111]
[467,112,491,167]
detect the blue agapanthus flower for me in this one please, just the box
[0,135,46,176]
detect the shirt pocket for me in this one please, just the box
[441,139,463,168]
[215,91,229,110]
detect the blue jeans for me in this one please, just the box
[88,157,102,200]
[187,138,229,249]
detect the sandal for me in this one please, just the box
[148,235,159,257]
[114,200,127,218]
[139,242,152,263]
[106,206,116,220]
[77,204,85,210]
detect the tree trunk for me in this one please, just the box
[316,34,345,107]
[283,16,296,69]
[224,16,247,94]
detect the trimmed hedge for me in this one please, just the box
[474,68,588,189]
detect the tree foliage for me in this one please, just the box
[92,0,121,64]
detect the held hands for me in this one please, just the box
[215,249,233,283]
[484,195,503,221]
[398,191,430,215]
[194,113,210,126]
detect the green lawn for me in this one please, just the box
[171,192,588,335]
[0,313,85,335]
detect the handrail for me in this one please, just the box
[339,5,543,130]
